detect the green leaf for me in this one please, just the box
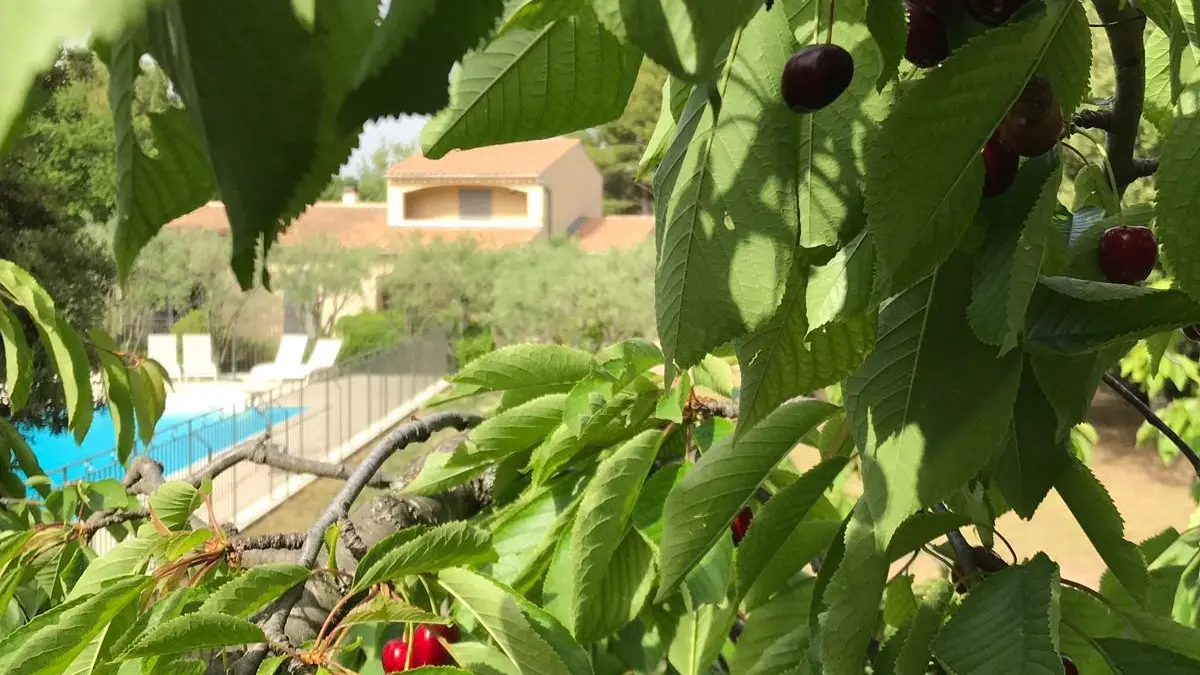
[587,0,759,82]
[707,4,799,273]
[931,553,1061,675]
[0,0,153,150]
[992,364,1073,519]
[353,522,497,593]
[338,594,448,627]
[1096,637,1200,674]
[145,0,323,286]
[448,642,523,675]
[122,614,265,659]
[657,398,839,598]
[1035,1,1091,118]
[488,479,580,588]
[823,255,1023,673]
[2,575,151,675]
[875,579,953,675]
[1055,459,1150,604]
[68,532,157,600]
[88,330,136,465]
[864,0,1075,292]
[107,30,214,281]
[640,75,691,178]
[0,303,32,413]
[844,253,1023,537]
[666,604,736,675]
[422,11,640,158]
[785,0,886,248]
[741,497,842,613]
[885,511,973,565]
[451,344,595,394]
[883,575,918,628]
[257,655,289,675]
[468,394,567,456]
[527,426,588,488]
[864,0,906,89]
[1030,346,1124,437]
[130,361,169,447]
[340,0,505,132]
[736,256,878,434]
[733,458,847,606]
[806,231,876,332]
[577,530,656,643]
[0,420,48,498]
[631,462,690,548]
[569,430,661,636]
[1024,277,1200,354]
[438,568,575,675]
[148,482,203,532]
[401,446,495,496]
[0,261,94,443]
[729,578,816,675]
[1157,112,1200,306]
[692,355,734,398]
[654,71,786,369]
[969,156,1061,353]
[198,564,309,619]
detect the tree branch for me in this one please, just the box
[1090,0,1147,193]
[1071,108,1112,131]
[188,441,400,489]
[1102,373,1200,477]
[255,412,483,657]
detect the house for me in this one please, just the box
[163,137,654,336]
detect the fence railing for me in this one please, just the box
[53,332,451,531]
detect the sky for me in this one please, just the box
[343,115,428,174]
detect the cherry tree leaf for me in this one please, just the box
[198,564,310,619]
[121,614,265,659]
[992,365,1073,519]
[1156,111,1200,306]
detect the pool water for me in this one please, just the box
[27,405,303,485]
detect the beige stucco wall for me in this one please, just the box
[387,182,543,228]
[537,144,603,236]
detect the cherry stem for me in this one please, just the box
[1102,373,1200,478]
[826,0,836,44]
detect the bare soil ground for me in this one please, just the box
[249,388,1196,588]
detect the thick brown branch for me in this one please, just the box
[1132,157,1159,178]
[1071,108,1112,131]
[234,532,307,551]
[1091,0,1146,193]
[188,442,399,489]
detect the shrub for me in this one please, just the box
[334,309,405,362]
[453,325,495,367]
[169,307,208,335]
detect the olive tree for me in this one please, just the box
[3,0,1200,674]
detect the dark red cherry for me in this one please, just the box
[905,4,952,68]
[1184,325,1200,342]
[982,135,1019,197]
[1098,226,1157,284]
[731,507,753,545]
[997,76,1063,157]
[1062,655,1079,675]
[781,45,855,113]
[410,624,459,666]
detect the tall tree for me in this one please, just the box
[270,235,374,336]
[351,141,416,202]
[579,61,666,214]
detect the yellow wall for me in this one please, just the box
[538,144,603,235]
[404,185,529,220]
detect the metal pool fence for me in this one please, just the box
[54,333,451,540]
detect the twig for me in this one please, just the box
[80,508,149,538]
[1071,109,1111,131]
[234,532,307,551]
[1090,0,1147,193]
[252,412,482,666]
[339,517,368,560]
[1131,157,1159,178]
[691,397,738,419]
[1102,373,1200,477]
[932,504,977,576]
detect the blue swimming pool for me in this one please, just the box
[27,405,303,485]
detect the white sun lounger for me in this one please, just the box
[146,334,182,382]
[248,334,309,380]
[181,334,220,380]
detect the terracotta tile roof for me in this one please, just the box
[164,202,541,250]
[387,138,582,180]
[572,215,655,252]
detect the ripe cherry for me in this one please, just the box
[382,638,411,673]
[965,0,1031,25]
[981,135,1019,197]
[997,76,1063,157]
[905,4,951,67]
[411,624,459,667]
[1062,655,1079,675]
[1098,226,1157,284]
[731,507,753,545]
[1184,325,1200,342]
[781,45,855,113]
